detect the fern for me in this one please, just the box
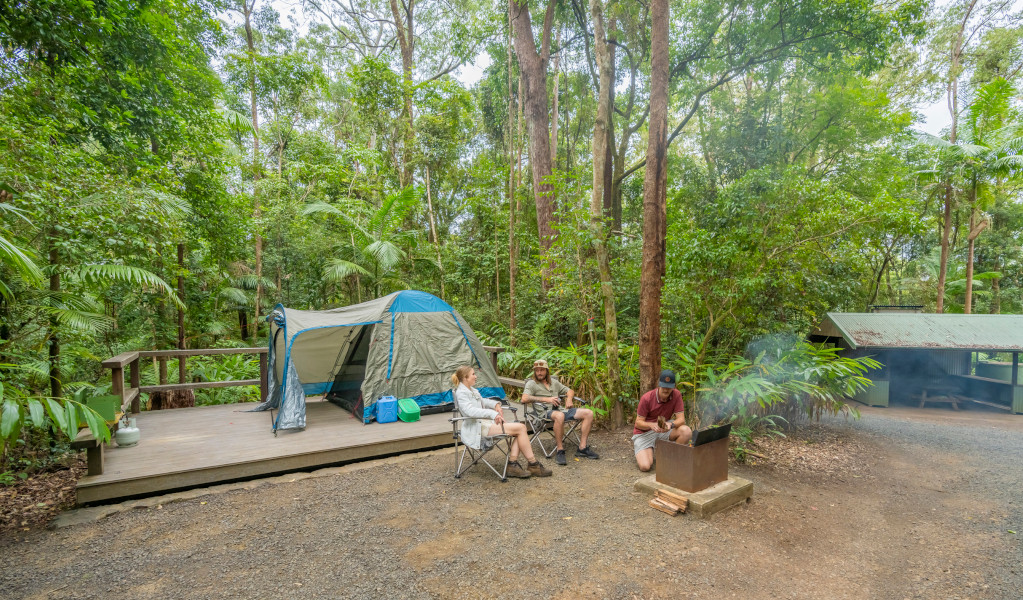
[76,264,185,310]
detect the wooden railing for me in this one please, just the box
[102,348,269,415]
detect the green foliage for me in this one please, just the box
[0,381,111,460]
[1,0,1020,471]
[668,340,877,457]
[188,355,261,405]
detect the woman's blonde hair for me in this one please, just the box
[450,365,474,387]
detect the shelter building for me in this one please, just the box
[809,312,1023,414]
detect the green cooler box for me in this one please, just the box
[397,398,421,422]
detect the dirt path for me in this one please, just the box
[1,407,1020,599]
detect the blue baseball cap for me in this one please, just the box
[658,369,676,388]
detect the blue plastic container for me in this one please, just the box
[376,395,398,423]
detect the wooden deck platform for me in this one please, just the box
[76,399,453,504]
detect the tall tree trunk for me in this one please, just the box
[550,28,561,163]
[509,0,557,253]
[602,21,616,221]
[48,241,61,399]
[243,0,263,338]
[991,272,1001,313]
[937,0,977,314]
[965,202,975,314]
[639,0,669,394]
[507,13,518,338]
[937,185,952,313]
[389,0,416,187]
[589,0,623,427]
[505,15,519,337]
[425,167,445,300]
[965,184,989,314]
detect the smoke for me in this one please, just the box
[695,333,812,429]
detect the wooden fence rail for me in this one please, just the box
[102,348,269,416]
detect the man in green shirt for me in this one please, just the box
[522,359,599,465]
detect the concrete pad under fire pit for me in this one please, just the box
[635,475,753,518]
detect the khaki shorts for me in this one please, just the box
[631,429,671,454]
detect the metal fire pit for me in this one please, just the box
[654,436,729,493]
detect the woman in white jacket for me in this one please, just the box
[452,365,551,478]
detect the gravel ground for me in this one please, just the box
[1,405,1021,600]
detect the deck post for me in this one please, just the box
[129,357,140,413]
[483,345,504,374]
[111,365,124,407]
[1013,353,1019,387]
[86,443,104,476]
[259,351,268,401]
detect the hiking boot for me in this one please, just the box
[527,460,552,477]
[505,461,532,479]
[576,446,600,460]
[555,449,567,466]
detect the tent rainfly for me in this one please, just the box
[253,291,505,432]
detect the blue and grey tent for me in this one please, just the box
[254,290,505,432]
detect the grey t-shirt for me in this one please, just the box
[523,376,570,406]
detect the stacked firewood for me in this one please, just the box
[648,489,688,515]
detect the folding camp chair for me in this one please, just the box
[523,398,587,458]
[451,399,519,481]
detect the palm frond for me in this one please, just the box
[205,320,231,336]
[370,186,419,234]
[76,265,185,310]
[137,188,191,219]
[411,255,441,270]
[364,240,406,273]
[35,306,114,334]
[220,105,254,132]
[219,286,250,305]
[38,290,104,313]
[303,201,369,237]
[914,131,952,150]
[0,201,35,225]
[0,233,44,284]
[234,274,260,290]
[323,259,371,283]
[991,155,1023,170]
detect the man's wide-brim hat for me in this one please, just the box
[533,359,549,369]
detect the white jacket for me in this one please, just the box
[453,383,502,450]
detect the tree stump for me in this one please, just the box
[149,389,195,410]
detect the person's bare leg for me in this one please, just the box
[669,425,693,444]
[552,410,566,450]
[636,448,654,471]
[490,422,536,463]
[577,409,593,448]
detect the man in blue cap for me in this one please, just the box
[632,369,692,471]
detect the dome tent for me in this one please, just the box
[254,291,505,433]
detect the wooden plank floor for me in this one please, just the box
[76,399,453,504]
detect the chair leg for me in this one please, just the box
[480,440,512,481]
[527,418,558,458]
[564,420,582,449]
[455,437,514,481]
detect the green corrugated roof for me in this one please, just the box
[813,313,1023,351]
